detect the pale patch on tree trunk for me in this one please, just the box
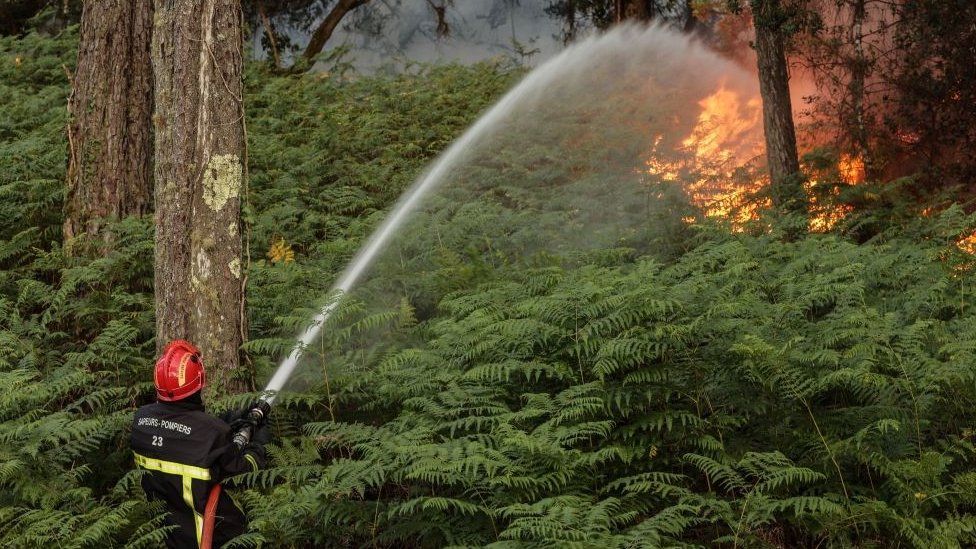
[229,258,242,280]
[202,154,243,211]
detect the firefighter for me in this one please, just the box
[130,340,269,548]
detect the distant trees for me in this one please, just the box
[64,0,153,246]
[250,0,374,72]
[298,0,371,67]
[0,0,79,35]
[0,0,46,34]
[799,0,890,179]
[152,0,250,395]
[881,0,976,187]
[799,0,976,188]
[546,0,697,41]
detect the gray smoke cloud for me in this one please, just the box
[252,0,572,70]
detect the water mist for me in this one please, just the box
[258,23,764,403]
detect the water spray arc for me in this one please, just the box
[228,44,572,447]
[230,24,763,448]
[243,34,601,422]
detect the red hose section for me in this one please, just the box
[201,483,222,549]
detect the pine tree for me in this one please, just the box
[64,0,152,247]
[152,0,250,396]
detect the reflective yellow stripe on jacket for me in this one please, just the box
[133,452,210,546]
[133,452,211,480]
[245,453,259,473]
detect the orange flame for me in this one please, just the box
[644,83,766,228]
[896,130,921,145]
[958,232,976,255]
[806,153,867,232]
[806,179,852,232]
[682,87,763,161]
[645,135,680,182]
[839,153,865,185]
[645,84,870,231]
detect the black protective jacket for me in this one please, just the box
[130,398,265,548]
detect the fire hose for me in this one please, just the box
[198,327,309,544]
[202,296,335,544]
[200,484,222,549]
[201,399,272,548]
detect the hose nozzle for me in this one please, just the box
[231,399,271,450]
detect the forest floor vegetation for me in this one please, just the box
[2,29,976,548]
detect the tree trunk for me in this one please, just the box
[850,0,870,177]
[683,0,698,33]
[561,1,576,43]
[64,0,152,246]
[617,0,650,22]
[152,0,249,397]
[426,0,449,38]
[752,0,802,210]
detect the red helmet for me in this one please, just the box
[154,340,206,401]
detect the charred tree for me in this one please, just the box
[561,1,577,44]
[751,0,804,213]
[683,0,698,33]
[426,0,450,38]
[64,0,152,246]
[152,0,249,396]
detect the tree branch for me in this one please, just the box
[258,1,282,69]
[301,0,371,66]
[426,0,449,38]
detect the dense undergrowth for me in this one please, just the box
[2,29,976,548]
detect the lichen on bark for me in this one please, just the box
[202,154,242,211]
[228,258,241,279]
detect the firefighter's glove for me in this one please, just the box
[252,423,271,446]
[221,406,248,426]
[225,401,265,432]
[227,417,249,433]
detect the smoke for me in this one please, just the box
[251,0,572,72]
[271,23,764,396]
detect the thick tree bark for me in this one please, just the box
[64,0,152,246]
[152,0,249,397]
[752,0,802,209]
